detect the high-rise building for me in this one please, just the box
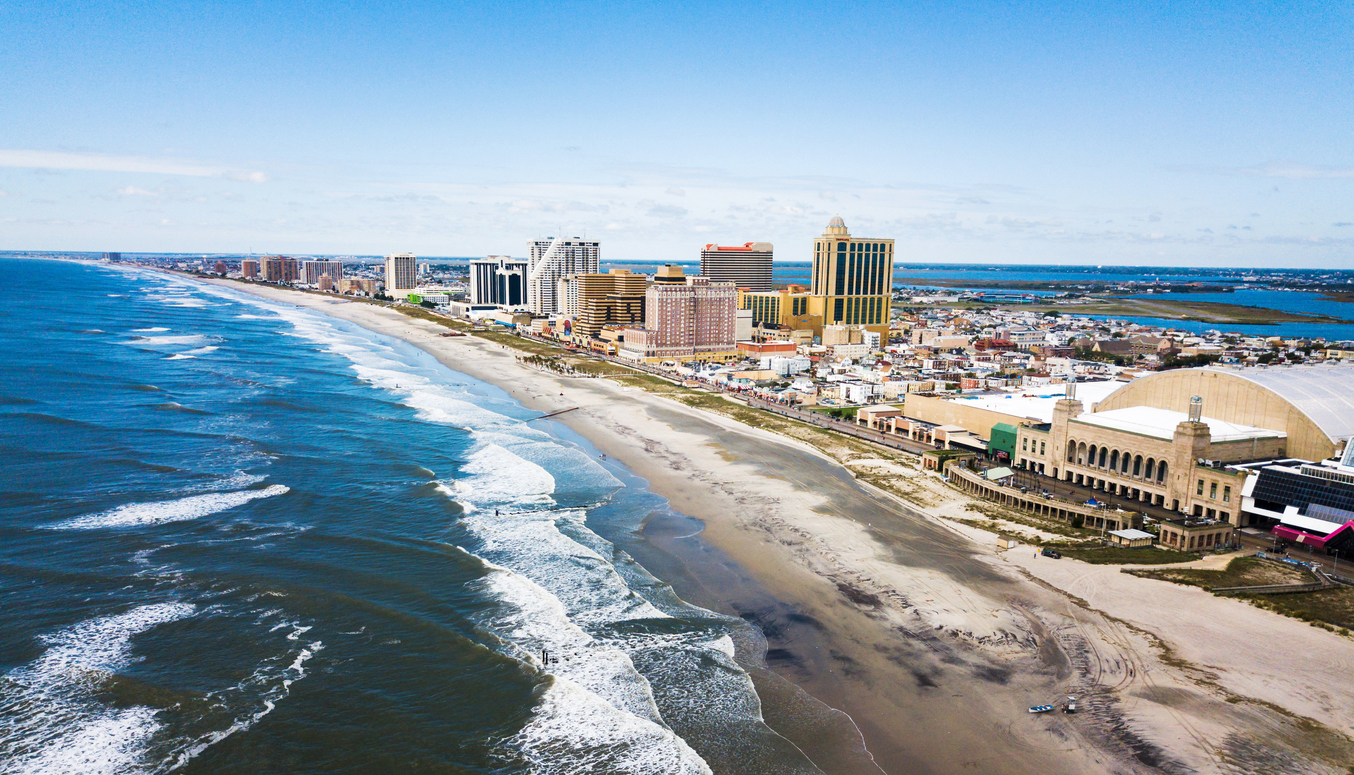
[653,265,687,285]
[527,238,599,314]
[303,259,345,285]
[701,242,774,291]
[571,269,647,340]
[261,256,300,283]
[620,268,738,362]
[469,256,529,306]
[739,287,817,331]
[241,259,260,279]
[807,216,893,335]
[384,253,417,296]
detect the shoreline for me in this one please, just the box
[184,275,1354,775]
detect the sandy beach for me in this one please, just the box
[198,279,1354,775]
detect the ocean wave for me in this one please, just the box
[153,296,208,309]
[476,567,710,775]
[163,633,323,772]
[445,443,555,511]
[147,402,211,415]
[505,677,711,775]
[183,346,218,356]
[0,603,195,775]
[128,334,208,346]
[133,327,170,333]
[164,354,194,360]
[56,485,289,530]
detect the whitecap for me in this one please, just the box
[163,640,324,770]
[130,335,207,346]
[0,603,195,775]
[183,346,218,356]
[164,354,194,360]
[447,444,555,511]
[56,485,289,530]
[507,678,712,775]
[133,327,170,333]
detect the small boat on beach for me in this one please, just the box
[1029,705,1054,714]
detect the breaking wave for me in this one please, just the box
[0,603,195,775]
[56,485,289,530]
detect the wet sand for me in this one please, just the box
[194,280,1354,775]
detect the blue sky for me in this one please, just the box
[1,1,1351,266]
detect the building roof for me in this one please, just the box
[948,380,1125,422]
[1279,513,1344,536]
[1109,529,1155,540]
[1073,406,1285,442]
[985,466,1014,480]
[1204,365,1354,445]
[828,215,846,228]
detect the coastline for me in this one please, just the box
[187,276,1354,775]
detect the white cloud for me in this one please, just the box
[117,186,157,196]
[0,149,268,182]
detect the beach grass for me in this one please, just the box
[1057,545,1197,565]
[1128,556,1311,587]
[1244,587,1354,634]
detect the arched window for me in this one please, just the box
[1088,445,1098,467]
[1109,450,1119,471]
[1121,452,1131,475]
[1067,440,1077,462]
[1157,461,1168,483]
[1133,455,1143,477]
[1098,447,1108,468]
[1077,442,1087,465]
[1145,459,1156,481]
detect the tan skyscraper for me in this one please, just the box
[808,216,893,335]
[570,269,648,340]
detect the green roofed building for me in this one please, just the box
[989,422,1018,463]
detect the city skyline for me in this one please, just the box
[1,1,1351,267]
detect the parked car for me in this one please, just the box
[1041,548,1062,559]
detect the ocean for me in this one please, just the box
[0,259,824,774]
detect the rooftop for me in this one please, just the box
[947,379,1125,422]
[1073,406,1285,442]
[1109,528,1155,540]
[1204,364,1354,445]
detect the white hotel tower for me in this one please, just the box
[384,253,417,297]
[527,237,599,314]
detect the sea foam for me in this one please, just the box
[0,603,195,775]
[56,485,289,530]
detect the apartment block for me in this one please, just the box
[527,238,599,314]
[571,269,647,340]
[701,242,773,291]
[620,269,738,362]
[469,256,529,306]
[302,259,345,285]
